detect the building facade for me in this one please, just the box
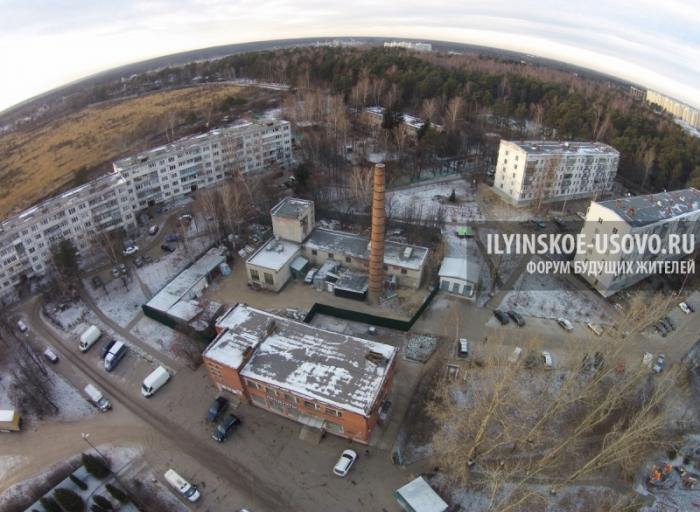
[574,188,700,297]
[203,304,397,443]
[493,140,619,207]
[646,90,700,129]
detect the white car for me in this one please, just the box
[652,353,666,374]
[586,323,603,337]
[642,352,653,369]
[304,267,318,284]
[148,225,159,236]
[541,351,553,369]
[333,449,357,477]
[508,347,523,364]
[122,245,139,256]
[557,318,573,332]
[679,302,693,314]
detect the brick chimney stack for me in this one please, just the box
[368,163,386,304]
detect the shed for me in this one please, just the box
[438,256,480,300]
[394,477,448,512]
[290,256,310,278]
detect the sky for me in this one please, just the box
[1,0,699,113]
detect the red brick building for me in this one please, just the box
[203,304,397,443]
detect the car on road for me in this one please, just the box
[507,311,525,327]
[494,310,510,325]
[457,338,469,358]
[91,275,103,289]
[43,348,59,364]
[16,320,28,333]
[148,225,159,236]
[161,243,175,253]
[333,449,358,477]
[586,323,604,337]
[541,351,553,369]
[101,339,116,359]
[122,245,139,256]
[661,316,675,331]
[557,318,574,332]
[642,352,654,369]
[653,353,666,374]
[212,414,241,442]
[164,468,201,502]
[304,267,319,284]
[165,233,181,243]
[207,396,228,423]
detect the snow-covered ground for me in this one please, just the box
[499,268,615,324]
[130,316,192,365]
[84,276,146,327]
[0,456,27,483]
[387,178,483,224]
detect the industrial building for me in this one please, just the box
[203,304,397,443]
[575,188,700,297]
[493,140,619,207]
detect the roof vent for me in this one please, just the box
[366,350,388,365]
[628,207,636,218]
[402,247,413,259]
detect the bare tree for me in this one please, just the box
[445,96,464,131]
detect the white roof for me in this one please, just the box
[395,477,448,512]
[247,238,300,271]
[439,257,479,283]
[0,410,17,422]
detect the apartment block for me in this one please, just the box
[575,188,700,297]
[203,304,397,443]
[113,120,293,210]
[493,140,619,207]
[646,90,700,129]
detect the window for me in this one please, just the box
[311,249,317,256]
[598,218,603,224]
[245,379,259,389]
[328,253,334,260]
[303,400,318,410]
[264,273,274,285]
[325,421,344,433]
[250,269,260,281]
[283,393,296,403]
[325,407,342,417]
[612,227,618,234]
[345,256,351,263]
[401,268,407,274]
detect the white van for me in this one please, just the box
[16,320,28,333]
[164,469,201,502]
[142,366,170,397]
[79,325,102,352]
[84,384,112,412]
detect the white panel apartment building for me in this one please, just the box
[646,90,700,129]
[113,120,292,210]
[0,119,293,302]
[493,140,619,207]
[574,188,700,297]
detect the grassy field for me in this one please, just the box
[0,84,263,218]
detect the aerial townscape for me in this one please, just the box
[1,17,700,512]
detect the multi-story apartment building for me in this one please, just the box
[113,120,293,210]
[0,119,293,302]
[575,188,700,297]
[646,90,700,129]
[493,140,619,207]
[203,304,397,443]
[0,173,134,300]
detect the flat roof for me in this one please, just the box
[439,256,479,283]
[271,197,313,219]
[207,305,397,415]
[504,140,619,157]
[145,246,226,314]
[247,238,300,271]
[305,227,429,271]
[395,477,448,512]
[596,188,700,227]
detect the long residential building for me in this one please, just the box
[493,140,619,207]
[0,119,293,302]
[574,188,700,297]
[646,90,700,129]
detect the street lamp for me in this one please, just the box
[80,432,109,466]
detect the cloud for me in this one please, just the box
[0,0,698,112]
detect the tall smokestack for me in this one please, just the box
[368,163,386,304]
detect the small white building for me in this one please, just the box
[394,477,448,512]
[246,238,301,292]
[438,257,479,299]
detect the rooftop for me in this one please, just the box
[305,227,429,271]
[597,188,700,227]
[506,140,619,157]
[394,477,448,512]
[439,256,480,283]
[271,197,314,219]
[206,304,397,415]
[247,238,301,271]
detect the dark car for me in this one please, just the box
[165,233,181,243]
[101,339,116,359]
[161,243,175,253]
[530,219,546,229]
[207,396,228,423]
[662,316,675,331]
[91,275,103,289]
[507,311,525,327]
[134,255,145,268]
[494,310,510,325]
[212,414,241,442]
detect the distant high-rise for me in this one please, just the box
[646,90,700,129]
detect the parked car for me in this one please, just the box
[304,267,319,284]
[122,245,139,256]
[142,366,171,397]
[16,320,28,333]
[104,341,128,372]
[642,352,654,369]
[111,267,120,278]
[655,321,668,337]
[508,347,523,364]
[212,414,241,442]
[457,338,469,358]
[652,353,666,374]
[84,384,111,412]
[79,325,102,352]
[91,275,103,289]
[134,256,145,268]
[207,396,228,423]
[333,449,358,477]
[118,263,127,274]
[661,316,675,331]
[557,318,573,332]
[101,339,116,359]
[161,243,175,253]
[586,323,604,337]
[43,348,59,364]
[530,219,546,229]
[148,225,159,236]
[507,311,525,327]
[165,233,181,243]
[494,310,510,325]
[541,351,553,369]
[164,469,201,502]
[679,302,692,314]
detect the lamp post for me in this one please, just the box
[81,432,109,466]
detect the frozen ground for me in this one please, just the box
[130,316,193,365]
[499,268,615,324]
[48,301,89,331]
[0,456,27,483]
[84,275,146,327]
[387,178,483,224]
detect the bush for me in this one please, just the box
[54,487,85,512]
[40,497,63,512]
[668,448,678,460]
[105,483,128,503]
[82,453,110,479]
[92,495,113,510]
[69,474,88,490]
